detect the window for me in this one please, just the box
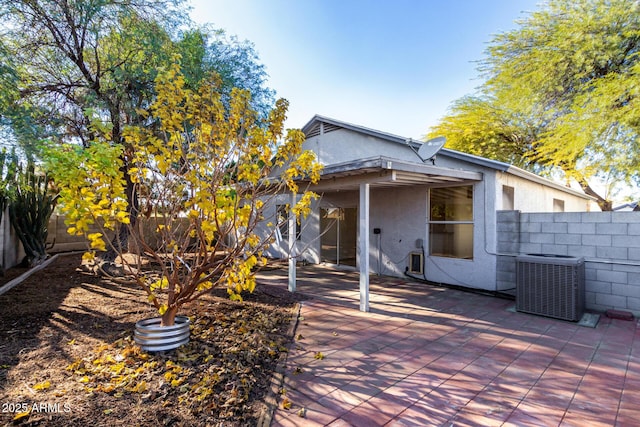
[276,205,300,241]
[502,185,514,210]
[429,186,474,259]
[553,198,565,212]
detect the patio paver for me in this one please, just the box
[258,265,640,427]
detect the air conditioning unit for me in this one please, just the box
[516,254,585,321]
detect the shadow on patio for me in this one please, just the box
[257,264,640,427]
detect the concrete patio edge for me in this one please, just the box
[258,301,302,427]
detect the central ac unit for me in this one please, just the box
[516,254,585,322]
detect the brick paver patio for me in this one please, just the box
[257,265,640,427]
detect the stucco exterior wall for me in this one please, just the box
[368,186,427,277]
[303,128,419,165]
[495,171,595,212]
[289,180,499,291]
[424,178,498,290]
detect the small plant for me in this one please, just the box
[0,149,9,275]
[8,160,58,267]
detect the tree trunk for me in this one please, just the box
[574,174,612,211]
[161,306,178,327]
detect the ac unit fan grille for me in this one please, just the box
[516,255,585,322]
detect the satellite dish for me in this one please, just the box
[417,137,446,164]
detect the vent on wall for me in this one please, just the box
[516,254,585,321]
[408,252,424,275]
[304,122,341,138]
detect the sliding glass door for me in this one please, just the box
[320,207,357,266]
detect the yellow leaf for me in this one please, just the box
[103,409,113,415]
[13,410,31,421]
[314,352,325,360]
[98,384,115,393]
[67,339,76,345]
[131,381,147,393]
[282,397,292,410]
[33,380,51,390]
[79,376,90,383]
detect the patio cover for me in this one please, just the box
[288,156,483,311]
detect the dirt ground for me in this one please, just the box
[0,254,304,426]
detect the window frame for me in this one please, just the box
[428,185,474,260]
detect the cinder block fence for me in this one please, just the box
[0,213,190,269]
[497,210,640,316]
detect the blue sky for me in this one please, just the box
[189,0,541,139]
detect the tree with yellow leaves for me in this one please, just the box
[46,62,321,326]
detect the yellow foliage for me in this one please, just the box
[47,59,322,319]
[87,233,106,251]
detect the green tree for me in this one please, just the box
[429,0,640,210]
[46,64,321,326]
[0,0,276,265]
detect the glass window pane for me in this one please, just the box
[429,223,473,259]
[430,186,473,221]
[277,204,299,240]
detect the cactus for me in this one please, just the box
[0,150,8,275]
[8,160,58,267]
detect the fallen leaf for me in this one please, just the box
[33,380,51,391]
[314,352,325,360]
[282,397,292,410]
[13,410,31,421]
[297,408,306,418]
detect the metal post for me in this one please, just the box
[359,183,370,312]
[288,192,297,292]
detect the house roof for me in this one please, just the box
[298,156,482,192]
[613,202,639,211]
[301,115,594,200]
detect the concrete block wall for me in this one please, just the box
[1,214,192,269]
[497,210,640,315]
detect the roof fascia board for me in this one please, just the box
[317,156,482,182]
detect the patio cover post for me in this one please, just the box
[359,183,370,312]
[288,191,297,293]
